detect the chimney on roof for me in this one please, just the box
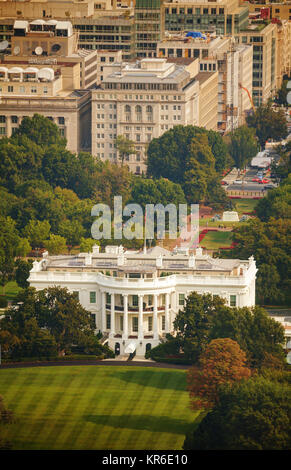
[84,253,92,266]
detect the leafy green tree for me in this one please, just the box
[13,114,66,149]
[23,219,51,248]
[0,217,21,293]
[79,237,99,253]
[44,234,67,255]
[115,135,136,165]
[58,219,85,247]
[184,376,291,450]
[228,125,258,172]
[226,217,291,305]
[130,177,186,209]
[275,78,291,106]
[246,103,288,148]
[15,259,33,289]
[173,292,227,363]
[15,238,31,258]
[255,173,291,221]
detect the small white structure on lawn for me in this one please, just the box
[223,211,239,222]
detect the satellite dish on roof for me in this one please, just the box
[287,352,291,365]
[13,46,20,55]
[0,40,9,51]
[51,43,61,52]
[35,46,43,56]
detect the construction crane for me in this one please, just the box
[239,83,256,112]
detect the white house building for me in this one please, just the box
[28,245,257,357]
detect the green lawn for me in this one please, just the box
[0,365,199,450]
[201,231,233,249]
[233,199,258,215]
[1,281,22,301]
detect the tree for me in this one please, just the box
[187,338,251,410]
[0,217,21,293]
[44,234,67,255]
[173,292,227,363]
[15,238,31,258]
[246,103,288,148]
[184,376,291,450]
[13,114,66,149]
[115,135,136,165]
[79,237,98,253]
[228,126,258,172]
[15,259,33,289]
[58,219,85,248]
[23,219,51,248]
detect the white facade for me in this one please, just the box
[28,245,257,357]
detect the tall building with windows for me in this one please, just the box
[236,21,277,107]
[157,34,253,132]
[0,19,93,152]
[28,244,257,357]
[91,57,218,174]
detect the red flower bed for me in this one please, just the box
[229,196,241,199]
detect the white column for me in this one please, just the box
[165,292,170,333]
[101,291,106,332]
[123,294,128,340]
[138,294,144,340]
[110,293,115,337]
[153,294,158,340]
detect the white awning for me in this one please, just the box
[24,67,39,74]
[30,19,46,25]
[0,66,8,73]
[46,20,58,26]
[14,20,29,30]
[8,67,23,74]
[124,342,137,354]
[38,67,54,80]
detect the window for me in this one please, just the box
[106,293,111,304]
[162,315,165,331]
[0,127,6,135]
[179,293,185,306]
[132,317,138,332]
[90,291,96,303]
[8,86,13,92]
[120,315,123,331]
[101,57,106,62]
[0,116,5,123]
[148,316,153,331]
[132,295,138,307]
[148,295,153,305]
[31,86,37,93]
[230,295,237,307]
[106,314,111,329]
[58,117,65,125]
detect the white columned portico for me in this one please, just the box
[165,292,170,333]
[153,294,158,340]
[110,293,115,337]
[138,294,143,340]
[101,291,106,332]
[123,294,128,340]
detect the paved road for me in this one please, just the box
[0,360,190,370]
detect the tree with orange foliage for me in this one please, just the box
[186,338,252,410]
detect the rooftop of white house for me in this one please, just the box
[36,245,254,278]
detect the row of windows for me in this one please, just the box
[178,293,237,307]
[95,94,182,101]
[165,7,225,15]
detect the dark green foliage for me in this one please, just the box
[228,125,258,170]
[183,376,291,450]
[0,287,113,359]
[246,103,288,148]
[146,125,229,206]
[15,259,33,289]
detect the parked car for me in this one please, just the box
[259,179,269,184]
[234,180,243,184]
[252,178,261,182]
[264,184,275,189]
[221,181,228,185]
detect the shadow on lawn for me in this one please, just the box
[84,414,193,435]
[107,369,187,391]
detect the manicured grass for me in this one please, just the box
[233,199,258,215]
[201,231,233,249]
[0,365,198,450]
[1,281,22,301]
